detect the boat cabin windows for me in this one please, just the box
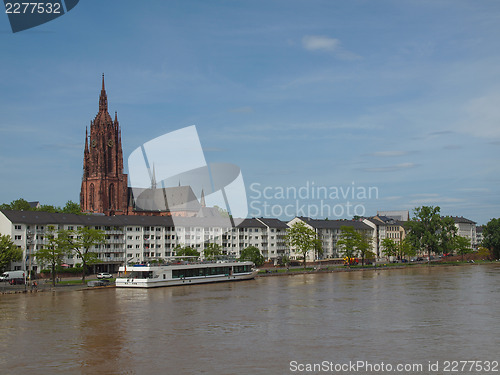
[172,266,231,279]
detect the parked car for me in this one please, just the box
[97,272,113,279]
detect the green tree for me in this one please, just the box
[440,216,457,254]
[239,246,265,267]
[36,204,60,213]
[174,245,200,258]
[482,218,500,259]
[1,198,32,211]
[284,221,319,269]
[336,226,359,262]
[0,235,23,273]
[337,226,373,266]
[405,206,456,262]
[203,243,223,260]
[35,226,69,286]
[61,200,82,214]
[313,238,323,261]
[381,238,398,259]
[399,238,416,260]
[59,227,106,283]
[454,235,472,262]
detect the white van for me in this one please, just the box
[0,270,25,281]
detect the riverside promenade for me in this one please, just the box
[0,276,112,294]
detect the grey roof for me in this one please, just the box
[369,215,405,226]
[0,209,173,227]
[235,218,267,228]
[295,217,372,230]
[256,218,289,229]
[450,216,476,225]
[130,186,201,212]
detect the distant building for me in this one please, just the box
[287,217,374,261]
[377,210,409,221]
[363,215,406,258]
[475,225,484,248]
[450,216,476,248]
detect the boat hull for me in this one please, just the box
[116,270,258,288]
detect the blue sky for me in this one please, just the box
[1,0,499,224]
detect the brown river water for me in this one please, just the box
[1,264,499,374]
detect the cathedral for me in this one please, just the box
[80,75,204,217]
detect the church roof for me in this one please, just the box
[130,185,201,212]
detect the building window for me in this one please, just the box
[14,235,22,240]
[14,225,22,230]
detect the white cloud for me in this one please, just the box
[301,35,361,60]
[302,35,340,52]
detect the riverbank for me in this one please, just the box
[0,279,113,294]
[256,259,497,277]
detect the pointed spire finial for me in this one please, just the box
[99,74,108,112]
[151,164,157,190]
[200,189,206,207]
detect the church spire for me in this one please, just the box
[200,189,206,207]
[99,73,108,112]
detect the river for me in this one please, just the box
[1,264,499,374]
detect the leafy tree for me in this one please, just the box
[1,198,32,211]
[440,216,457,254]
[477,246,493,260]
[482,218,500,259]
[36,204,59,213]
[239,246,265,266]
[405,206,456,262]
[59,226,106,283]
[357,232,374,266]
[0,235,23,273]
[279,254,290,267]
[337,226,373,266]
[284,221,319,269]
[336,226,359,261]
[203,243,223,260]
[337,226,372,265]
[1,198,83,214]
[381,238,398,259]
[313,238,323,260]
[174,245,200,258]
[454,235,472,262]
[399,238,416,259]
[62,200,81,214]
[35,226,69,286]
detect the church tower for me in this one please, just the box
[80,75,128,215]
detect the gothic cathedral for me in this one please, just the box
[80,75,128,215]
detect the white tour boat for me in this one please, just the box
[115,260,258,288]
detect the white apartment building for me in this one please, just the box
[451,216,476,248]
[0,210,289,272]
[287,217,374,261]
[363,215,406,258]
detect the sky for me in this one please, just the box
[1,0,499,224]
